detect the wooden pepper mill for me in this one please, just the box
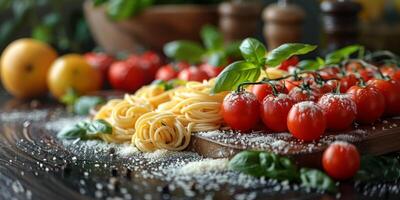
[218,1,263,43]
[262,0,305,50]
[320,0,362,53]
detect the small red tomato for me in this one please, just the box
[84,52,115,81]
[346,61,364,72]
[368,79,400,116]
[278,56,299,71]
[287,101,327,141]
[108,61,146,92]
[199,63,224,78]
[319,67,340,80]
[340,74,358,93]
[127,51,163,83]
[288,87,322,103]
[318,93,357,131]
[251,82,287,103]
[155,62,190,81]
[312,83,334,94]
[391,70,400,82]
[222,91,260,132]
[347,85,385,124]
[178,67,209,82]
[322,141,360,180]
[284,80,302,92]
[261,94,294,132]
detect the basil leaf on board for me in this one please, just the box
[201,25,223,51]
[211,61,260,94]
[58,120,112,140]
[74,96,106,115]
[229,151,299,181]
[325,45,362,65]
[239,38,267,66]
[85,119,113,135]
[57,125,86,140]
[355,155,400,182]
[163,40,206,64]
[300,168,338,193]
[298,57,325,70]
[61,88,80,106]
[265,43,317,67]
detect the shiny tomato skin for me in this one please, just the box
[322,142,360,180]
[199,63,224,78]
[346,85,385,124]
[155,65,178,81]
[319,67,340,80]
[340,74,358,93]
[318,93,357,131]
[108,61,146,92]
[84,52,114,81]
[284,80,302,92]
[288,87,322,103]
[278,56,299,71]
[368,79,400,116]
[261,94,294,132]
[391,70,400,82]
[287,101,327,141]
[251,82,287,103]
[178,67,209,82]
[222,91,260,132]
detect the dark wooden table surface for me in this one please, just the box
[0,87,398,200]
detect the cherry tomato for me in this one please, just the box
[155,62,189,81]
[357,69,374,82]
[340,74,358,93]
[346,61,364,72]
[367,79,400,116]
[312,83,335,94]
[108,61,146,92]
[178,67,209,82]
[129,51,163,83]
[319,67,340,80]
[287,101,327,141]
[318,93,357,131]
[261,94,294,132]
[251,82,287,103]
[278,56,299,71]
[84,52,114,82]
[199,63,224,78]
[391,70,400,82]
[288,87,322,103]
[284,80,302,92]
[222,91,260,132]
[322,141,360,180]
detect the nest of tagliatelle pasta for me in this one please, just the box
[93,79,228,152]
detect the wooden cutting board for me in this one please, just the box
[189,118,400,168]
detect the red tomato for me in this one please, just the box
[312,83,334,94]
[284,80,302,92]
[346,85,385,124]
[108,61,146,92]
[346,61,364,72]
[318,93,357,131]
[288,87,322,103]
[222,91,260,132]
[261,94,294,132]
[287,101,326,141]
[340,74,358,93]
[84,52,115,81]
[358,69,374,82]
[319,67,340,80]
[199,63,224,78]
[391,70,400,82]
[178,67,209,82]
[278,56,299,71]
[155,62,189,81]
[322,141,360,180]
[251,82,287,103]
[367,79,400,116]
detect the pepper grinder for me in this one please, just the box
[320,0,362,53]
[218,1,263,44]
[262,0,305,50]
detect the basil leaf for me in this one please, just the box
[201,25,223,51]
[265,43,317,67]
[300,168,338,193]
[107,0,137,20]
[325,45,362,65]
[57,125,86,140]
[86,119,113,135]
[207,51,227,67]
[239,38,267,66]
[61,88,79,106]
[225,41,241,59]
[163,40,206,64]
[74,96,106,115]
[229,151,269,177]
[211,61,260,94]
[92,0,108,6]
[355,155,400,182]
[298,57,325,70]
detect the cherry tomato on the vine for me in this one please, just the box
[340,74,358,93]
[288,87,323,103]
[178,67,209,82]
[251,82,287,103]
[222,91,260,132]
[155,62,189,81]
[261,93,294,132]
[346,85,385,124]
[318,93,357,131]
[199,63,224,78]
[322,141,360,180]
[367,79,400,116]
[287,101,327,141]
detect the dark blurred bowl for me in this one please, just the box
[83,1,218,54]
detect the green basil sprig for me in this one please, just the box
[229,151,338,193]
[74,96,106,115]
[354,155,400,182]
[58,119,112,140]
[164,40,206,64]
[211,38,316,94]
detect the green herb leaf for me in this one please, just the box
[325,45,362,65]
[85,119,113,135]
[92,0,108,6]
[207,51,227,67]
[107,0,137,20]
[300,168,338,193]
[239,38,267,66]
[58,120,112,140]
[355,155,400,182]
[265,43,317,67]
[229,151,299,181]
[225,41,241,59]
[201,25,223,51]
[61,88,80,106]
[163,40,206,64]
[73,96,106,115]
[57,125,86,140]
[211,61,260,94]
[298,57,325,70]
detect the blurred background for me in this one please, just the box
[1,0,400,55]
